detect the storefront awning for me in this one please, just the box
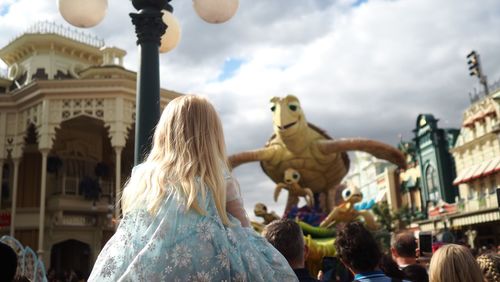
[482,156,500,177]
[451,209,500,228]
[453,166,471,185]
[454,158,498,185]
[460,164,481,183]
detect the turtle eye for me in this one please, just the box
[293,173,299,179]
[271,105,276,112]
[342,189,352,199]
[288,104,297,111]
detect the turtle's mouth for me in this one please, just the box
[277,121,297,130]
[350,194,362,202]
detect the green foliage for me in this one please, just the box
[372,202,426,232]
[372,201,394,232]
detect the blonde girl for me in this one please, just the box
[89,95,297,281]
[429,244,483,282]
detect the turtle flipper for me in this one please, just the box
[229,147,276,169]
[274,183,286,202]
[304,188,314,207]
[317,138,406,168]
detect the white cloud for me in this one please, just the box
[1,0,500,217]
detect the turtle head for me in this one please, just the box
[270,95,307,138]
[341,184,363,203]
[254,203,268,216]
[283,168,300,184]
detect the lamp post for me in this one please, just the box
[130,0,169,163]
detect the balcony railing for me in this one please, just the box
[462,193,498,212]
[51,176,113,197]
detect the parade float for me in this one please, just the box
[229,95,405,275]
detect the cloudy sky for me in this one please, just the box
[1,0,500,218]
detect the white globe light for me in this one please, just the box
[58,0,108,28]
[193,0,239,24]
[159,11,181,53]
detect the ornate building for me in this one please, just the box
[413,114,459,206]
[0,22,181,275]
[344,152,400,212]
[450,87,500,248]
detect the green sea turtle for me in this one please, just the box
[229,95,405,211]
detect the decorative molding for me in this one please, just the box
[60,98,105,122]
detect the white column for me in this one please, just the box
[9,158,20,237]
[0,159,3,210]
[114,147,123,219]
[37,149,49,259]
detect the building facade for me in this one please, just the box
[413,114,459,206]
[449,88,500,248]
[344,152,400,212]
[0,22,181,275]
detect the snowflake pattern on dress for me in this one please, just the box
[172,244,192,268]
[101,257,116,278]
[88,172,297,282]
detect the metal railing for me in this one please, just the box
[8,21,105,48]
[53,176,113,197]
[469,78,500,103]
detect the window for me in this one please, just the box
[1,163,10,200]
[489,177,497,194]
[467,184,474,200]
[426,165,440,202]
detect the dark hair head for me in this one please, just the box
[0,242,18,281]
[402,264,429,282]
[392,232,417,258]
[477,253,500,282]
[335,222,381,272]
[380,254,406,279]
[263,219,304,263]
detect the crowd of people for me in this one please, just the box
[263,219,500,282]
[1,95,500,282]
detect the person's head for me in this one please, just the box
[262,219,305,268]
[379,254,406,279]
[476,253,500,282]
[0,242,18,282]
[402,264,429,282]
[429,244,483,282]
[391,232,417,259]
[122,95,231,225]
[335,222,381,273]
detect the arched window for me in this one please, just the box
[426,165,440,202]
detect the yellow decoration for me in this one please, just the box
[304,235,336,276]
[319,184,380,231]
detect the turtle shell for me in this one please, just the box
[260,123,350,194]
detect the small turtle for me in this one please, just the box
[229,95,405,211]
[274,168,314,212]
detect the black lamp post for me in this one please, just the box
[130,0,170,163]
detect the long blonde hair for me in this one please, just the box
[121,95,232,225]
[429,244,484,282]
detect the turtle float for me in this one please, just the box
[229,95,405,212]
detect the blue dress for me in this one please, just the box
[88,176,298,281]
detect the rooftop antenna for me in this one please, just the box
[466,50,489,96]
